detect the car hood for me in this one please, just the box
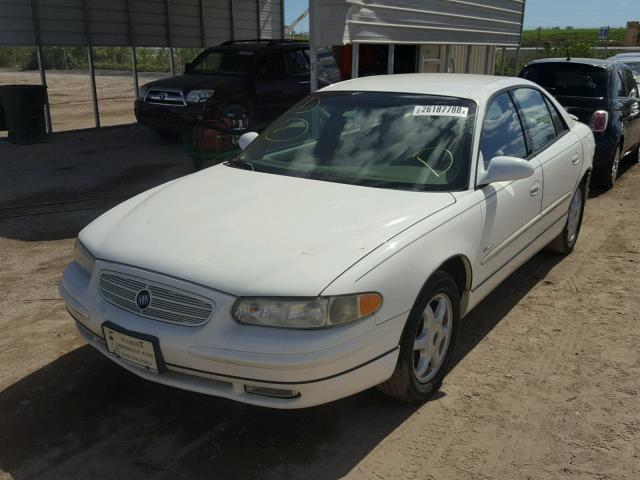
[81,166,456,296]
[144,73,248,92]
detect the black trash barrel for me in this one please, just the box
[0,85,47,144]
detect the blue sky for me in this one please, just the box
[284,0,635,33]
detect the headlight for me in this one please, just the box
[233,293,382,329]
[186,89,215,103]
[73,239,95,274]
[138,85,150,101]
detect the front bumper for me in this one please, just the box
[59,260,404,409]
[134,100,203,133]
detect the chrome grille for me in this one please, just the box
[144,88,186,106]
[98,271,214,326]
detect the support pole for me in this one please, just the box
[501,47,507,75]
[82,0,100,128]
[514,46,521,75]
[351,43,359,79]
[465,45,472,73]
[280,0,285,39]
[126,0,139,98]
[87,46,100,128]
[308,0,318,91]
[387,44,395,74]
[443,45,451,73]
[229,0,235,41]
[30,0,52,133]
[165,0,176,75]
[199,0,206,47]
[131,47,139,97]
[256,0,262,39]
[168,47,176,76]
[484,46,493,74]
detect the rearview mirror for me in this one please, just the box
[478,156,535,186]
[238,131,259,150]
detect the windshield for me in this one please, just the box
[521,63,609,97]
[188,50,254,75]
[233,92,476,191]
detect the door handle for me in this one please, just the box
[298,81,311,85]
[571,153,580,165]
[529,182,540,196]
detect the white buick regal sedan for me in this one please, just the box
[60,74,594,408]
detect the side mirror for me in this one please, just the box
[478,156,535,186]
[238,131,259,150]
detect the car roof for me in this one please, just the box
[208,39,308,53]
[320,73,539,104]
[609,52,640,59]
[524,57,616,69]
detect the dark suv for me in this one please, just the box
[520,58,640,188]
[135,40,340,135]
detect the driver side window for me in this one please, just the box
[480,92,528,168]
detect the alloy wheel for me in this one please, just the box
[413,293,453,384]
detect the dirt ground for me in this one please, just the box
[1,126,639,480]
[0,70,167,134]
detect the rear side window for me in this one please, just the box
[283,50,309,75]
[480,92,528,165]
[544,96,568,135]
[614,70,627,97]
[513,88,557,152]
[521,63,608,98]
[622,67,639,97]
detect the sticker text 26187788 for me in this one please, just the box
[413,105,469,118]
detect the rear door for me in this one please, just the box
[512,88,582,226]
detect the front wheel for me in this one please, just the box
[547,182,586,254]
[377,271,460,403]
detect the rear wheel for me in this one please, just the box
[595,144,621,189]
[547,182,586,254]
[377,271,460,403]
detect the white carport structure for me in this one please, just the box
[308,0,526,90]
[0,0,285,131]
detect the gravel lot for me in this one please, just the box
[0,125,639,480]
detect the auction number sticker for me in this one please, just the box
[413,105,468,118]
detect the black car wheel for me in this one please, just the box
[595,144,621,189]
[547,181,586,254]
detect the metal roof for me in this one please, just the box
[0,0,284,47]
[311,0,526,47]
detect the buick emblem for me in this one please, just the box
[136,290,151,309]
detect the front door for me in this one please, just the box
[473,91,544,287]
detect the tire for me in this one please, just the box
[546,181,586,254]
[377,271,460,403]
[594,144,621,189]
[633,146,640,165]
